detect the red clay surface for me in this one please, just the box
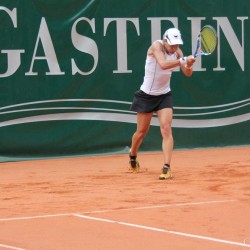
[0,146,250,250]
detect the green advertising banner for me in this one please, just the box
[0,0,249,161]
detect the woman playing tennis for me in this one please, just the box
[129,27,196,180]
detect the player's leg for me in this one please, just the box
[129,112,153,172]
[157,108,173,179]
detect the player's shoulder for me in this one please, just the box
[152,40,163,47]
[150,40,163,52]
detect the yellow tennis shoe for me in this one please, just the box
[129,154,140,173]
[159,165,173,180]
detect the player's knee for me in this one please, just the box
[136,128,149,140]
[160,125,172,138]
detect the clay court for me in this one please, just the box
[0,146,250,250]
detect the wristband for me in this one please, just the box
[179,57,187,66]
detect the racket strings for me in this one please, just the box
[200,28,217,54]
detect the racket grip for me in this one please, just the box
[194,39,201,57]
[193,49,199,57]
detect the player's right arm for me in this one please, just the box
[148,41,181,70]
[148,41,195,75]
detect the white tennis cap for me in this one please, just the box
[164,28,183,45]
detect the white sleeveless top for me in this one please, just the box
[140,40,178,96]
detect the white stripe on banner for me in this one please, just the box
[0,112,250,128]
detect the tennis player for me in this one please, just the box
[129,27,196,180]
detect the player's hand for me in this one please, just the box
[186,55,196,67]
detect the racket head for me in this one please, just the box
[194,25,217,57]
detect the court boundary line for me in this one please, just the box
[82,199,236,214]
[0,199,236,222]
[0,243,26,250]
[1,199,249,249]
[75,214,250,248]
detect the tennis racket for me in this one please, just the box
[193,25,217,57]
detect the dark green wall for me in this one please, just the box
[0,1,249,161]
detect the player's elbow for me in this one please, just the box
[159,63,171,70]
[184,71,193,77]
[158,63,166,70]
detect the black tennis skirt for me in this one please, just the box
[130,90,173,113]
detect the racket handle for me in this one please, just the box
[194,37,201,57]
[193,47,199,57]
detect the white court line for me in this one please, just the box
[0,200,236,222]
[75,214,250,248]
[0,243,26,250]
[0,200,247,248]
[0,213,72,222]
[82,199,236,214]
